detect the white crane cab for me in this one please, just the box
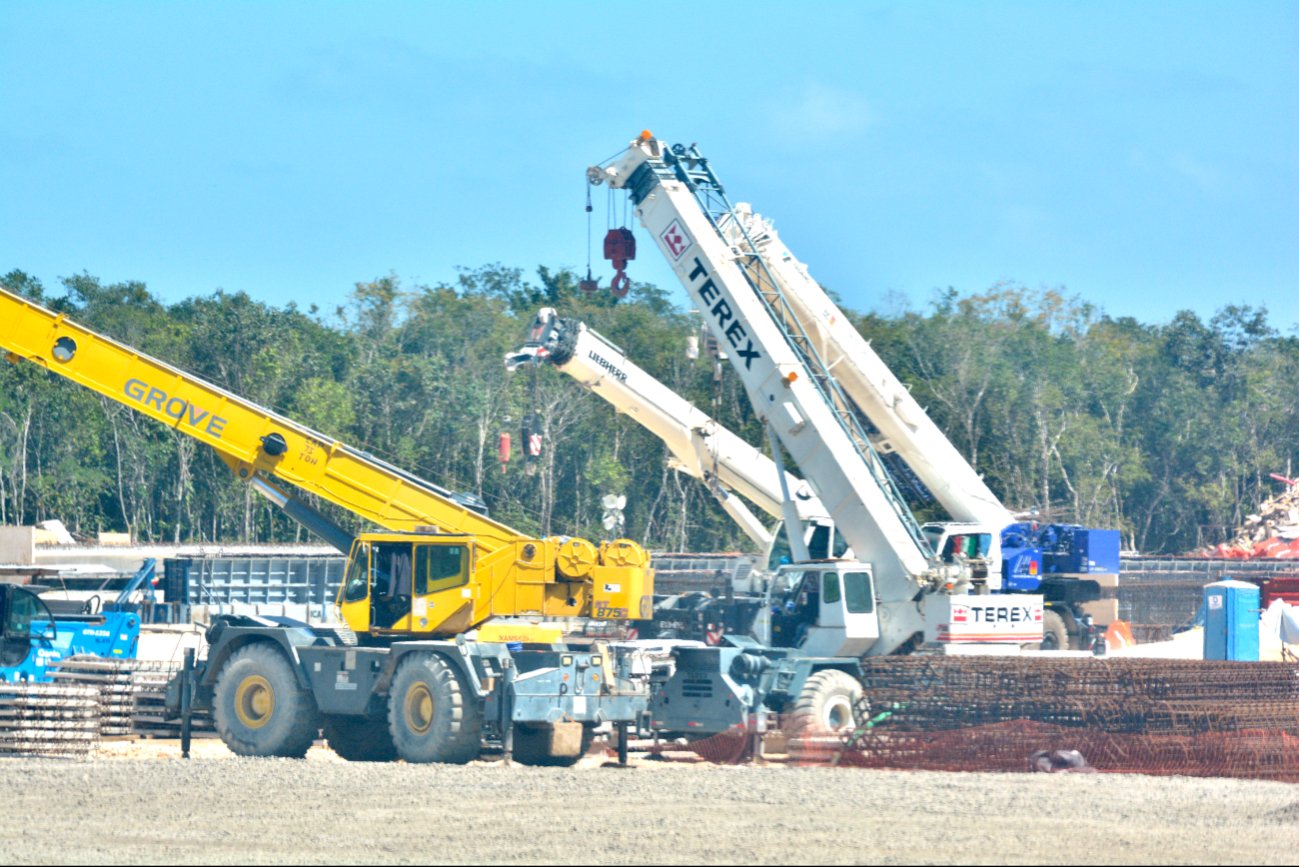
[754,557,1044,658]
[753,563,881,658]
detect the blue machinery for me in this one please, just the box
[0,559,153,683]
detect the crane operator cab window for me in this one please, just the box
[368,543,415,631]
[767,521,851,571]
[341,540,415,631]
[414,544,469,597]
[806,523,850,561]
[0,585,53,669]
[342,542,372,606]
[769,570,819,649]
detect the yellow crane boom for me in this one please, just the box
[0,286,518,548]
[0,286,652,636]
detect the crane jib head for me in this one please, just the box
[685,257,761,370]
[124,377,230,438]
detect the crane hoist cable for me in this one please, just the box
[580,181,598,293]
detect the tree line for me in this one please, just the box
[1,266,1296,555]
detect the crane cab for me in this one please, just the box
[754,563,880,658]
[921,522,1001,592]
[337,534,477,638]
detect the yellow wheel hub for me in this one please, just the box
[404,682,434,735]
[234,675,275,729]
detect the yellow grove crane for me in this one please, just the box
[0,285,655,765]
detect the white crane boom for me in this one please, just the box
[506,309,832,552]
[723,204,1015,531]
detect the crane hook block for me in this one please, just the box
[555,536,599,580]
[603,227,636,270]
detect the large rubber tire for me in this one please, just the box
[387,653,483,764]
[212,643,320,758]
[786,669,864,739]
[1037,609,1070,651]
[511,723,596,767]
[323,713,398,762]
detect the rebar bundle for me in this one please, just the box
[857,657,1299,707]
[835,719,1299,782]
[829,657,1299,780]
[0,657,217,761]
[0,683,102,758]
[97,657,217,740]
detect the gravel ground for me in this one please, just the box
[1,741,1295,865]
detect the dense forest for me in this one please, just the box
[1,266,1296,555]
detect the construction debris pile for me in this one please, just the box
[825,657,1299,781]
[1202,478,1299,559]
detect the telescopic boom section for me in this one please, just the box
[720,205,1015,531]
[507,310,829,533]
[0,287,520,552]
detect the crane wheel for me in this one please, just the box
[212,643,320,758]
[387,653,482,764]
[511,722,596,767]
[1032,609,1070,652]
[785,669,863,757]
[323,713,398,762]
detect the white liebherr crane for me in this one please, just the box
[505,308,838,557]
[590,134,971,656]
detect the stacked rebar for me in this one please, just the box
[0,683,102,757]
[128,660,216,739]
[49,657,136,736]
[0,657,217,759]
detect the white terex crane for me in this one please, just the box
[589,133,1045,662]
[723,201,1118,650]
[505,308,841,562]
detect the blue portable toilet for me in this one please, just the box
[1202,580,1260,661]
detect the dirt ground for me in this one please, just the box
[0,739,1294,865]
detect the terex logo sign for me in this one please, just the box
[124,378,229,438]
[660,219,691,260]
[685,258,762,370]
[957,605,1038,625]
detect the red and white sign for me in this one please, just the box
[660,220,692,261]
[925,595,1045,644]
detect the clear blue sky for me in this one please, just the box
[3,1,1296,330]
